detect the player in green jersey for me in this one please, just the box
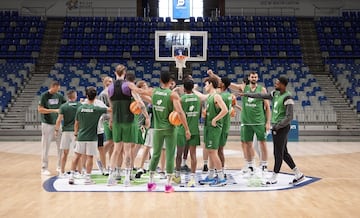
[38,81,66,176]
[55,90,82,176]
[173,79,201,187]
[241,76,305,185]
[68,87,111,185]
[141,71,191,193]
[194,77,229,187]
[220,71,271,174]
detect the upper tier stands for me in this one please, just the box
[0,11,45,58]
[59,16,301,59]
[316,14,360,57]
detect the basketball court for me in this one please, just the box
[1,138,359,217]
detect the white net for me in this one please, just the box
[175,55,187,80]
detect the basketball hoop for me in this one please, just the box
[175,55,187,80]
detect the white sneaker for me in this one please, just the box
[290,173,305,185]
[84,177,95,185]
[263,173,278,185]
[124,178,131,187]
[41,169,51,176]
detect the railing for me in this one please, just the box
[65,7,136,17]
[225,7,297,17]
[313,5,342,17]
[20,7,47,17]
[25,107,340,130]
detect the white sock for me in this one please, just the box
[166,174,172,185]
[218,171,225,180]
[181,158,186,167]
[175,170,181,177]
[204,160,208,165]
[293,167,302,178]
[149,171,155,183]
[209,169,215,179]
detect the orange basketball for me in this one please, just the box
[230,107,236,117]
[130,101,141,115]
[231,94,237,106]
[202,108,207,118]
[169,111,182,126]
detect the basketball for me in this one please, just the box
[130,101,141,115]
[230,107,236,117]
[231,94,236,106]
[169,111,182,126]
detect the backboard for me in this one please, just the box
[155,30,208,62]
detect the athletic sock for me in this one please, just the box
[203,160,208,166]
[149,171,155,183]
[144,161,149,171]
[175,170,181,177]
[166,174,172,185]
[292,167,302,178]
[208,169,215,179]
[181,158,186,167]
[218,171,225,180]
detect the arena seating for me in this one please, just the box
[0,11,45,58]
[34,58,335,124]
[0,11,350,125]
[316,15,360,57]
[327,59,360,111]
[0,60,34,112]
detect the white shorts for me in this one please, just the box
[144,128,166,149]
[74,141,98,156]
[60,131,76,150]
[144,128,154,148]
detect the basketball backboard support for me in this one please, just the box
[155,31,208,62]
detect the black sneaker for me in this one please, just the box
[135,168,145,178]
[181,165,191,172]
[202,164,208,173]
[261,165,268,172]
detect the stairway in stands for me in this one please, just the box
[0,18,64,130]
[297,18,360,130]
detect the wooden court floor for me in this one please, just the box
[0,137,359,218]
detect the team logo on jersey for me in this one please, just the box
[247,97,254,103]
[48,99,59,105]
[156,99,162,105]
[189,105,194,112]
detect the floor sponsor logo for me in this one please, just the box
[43,169,320,192]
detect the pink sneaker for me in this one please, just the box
[147,182,156,192]
[164,185,175,193]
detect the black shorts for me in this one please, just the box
[97,133,104,147]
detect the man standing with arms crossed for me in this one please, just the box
[38,81,66,175]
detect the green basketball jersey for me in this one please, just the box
[59,101,82,131]
[75,104,107,141]
[39,91,66,124]
[220,91,232,131]
[271,90,292,124]
[178,93,201,135]
[241,85,266,125]
[152,87,174,129]
[205,94,223,128]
